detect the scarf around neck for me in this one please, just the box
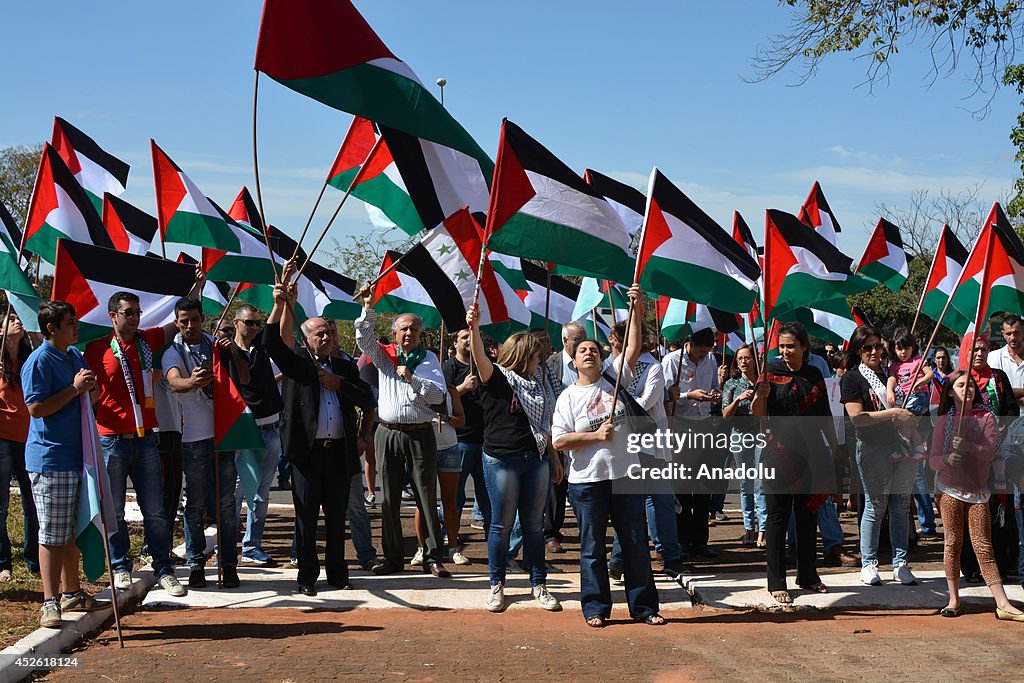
[382,343,426,374]
[111,333,154,436]
[859,363,890,410]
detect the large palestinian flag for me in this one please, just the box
[152,140,241,252]
[255,0,492,178]
[52,240,196,344]
[213,346,264,452]
[762,209,874,320]
[201,201,278,285]
[486,120,634,283]
[24,145,112,264]
[76,397,117,582]
[856,217,909,292]
[51,117,129,215]
[797,180,841,245]
[917,224,970,334]
[102,194,157,256]
[583,168,646,243]
[636,168,760,314]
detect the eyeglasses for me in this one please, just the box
[116,309,142,319]
[235,319,262,328]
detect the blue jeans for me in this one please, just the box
[0,438,38,572]
[101,432,173,579]
[609,492,682,567]
[913,462,936,533]
[347,471,377,565]
[483,451,548,586]
[234,427,281,555]
[735,443,767,532]
[817,498,844,553]
[456,442,490,531]
[856,439,915,568]
[181,439,238,569]
[569,481,659,620]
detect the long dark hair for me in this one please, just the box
[3,331,33,387]
[843,325,883,371]
[937,369,983,416]
[729,343,756,379]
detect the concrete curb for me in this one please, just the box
[0,566,157,683]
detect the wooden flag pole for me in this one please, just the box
[591,308,599,339]
[90,398,125,648]
[251,71,282,284]
[544,266,552,352]
[606,295,638,422]
[214,449,223,589]
[295,137,384,282]
[212,284,243,339]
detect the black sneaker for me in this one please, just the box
[188,566,207,588]
[221,567,240,588]
[608,563,623,583]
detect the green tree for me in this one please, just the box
[0,144,43,222]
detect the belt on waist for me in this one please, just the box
[257,421,280,432]
[379,421,431,433]
[312,438,343,449]
[106,429,154,440]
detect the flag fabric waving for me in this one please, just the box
[151,140,241,252]
[102,194,157,256]
[788,298,859,346]
[178,253,231,317]
[373,250,442,328]
[213,346,264,452]
[656,297,741,344]
[856,218,909,292]
[0,200,42,333]
[254,0,492,178]
[51,117,129,215]
[797,180,841,244]
[24,144,112,263]
[485,120,635,284]
[0,199,32,263]
[918,224,971,334]
[52,240,196,345]
[635,168,760,314]
[76,396,117,582]
[583,168,646,243]
[762,209,874,320]
[517,259,580,349]
[201,202,278,285]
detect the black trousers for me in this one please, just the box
[765,493,820,592]
[676,493,710,550]
[376,425,443,565]
[544,458,569,542]
[291,443,350,586]
[157,431,183,527]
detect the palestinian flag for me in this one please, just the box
[213,344,264,452]
[178,253,231,317]
[636,168,760,314]
[733,210,765,336]
[102,194,157,256]
[201,202,278,285]
[852,306,873,327]
[226,185,266,235]
[327,117,425,235]
[583,168,646,242]
[572,278,628,325]
[951,203,1024,345]
[24,145,112,263]
[0,198,32,263]
[797,180,841,244]
[52,239,196,344]
[51,117,129,215]
[486,120,634,284]
[373,250,441,328]
[255,0,492,177]
[917,224,971,334]
[0,200,42,333]
[762,209,874,320]
[856,218,909,292]
[655,297,741,344]
[302,257,361,320]
[76,397,117,582]
[152,140,241,252]
[518,259,580,350]
[786,299,858,346]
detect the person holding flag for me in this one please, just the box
[83,271,205,597]
[23,300,104,628]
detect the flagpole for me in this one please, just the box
[591,308,598,339]
[213,284,243,338]
[214,449,223,589]
[910,231,945,336]
[294,137,385,282]
[544,266,552,350]
[87,398,124,648]
[249,71,283,284]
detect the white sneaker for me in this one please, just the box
[158,574,186,597]
[113,570,132,590]
[410,547,425,567]
[485,583,505,612]
[893,564,918,585]
[450,547,471,566]
[532,584,562,611]
[860,565,882,586]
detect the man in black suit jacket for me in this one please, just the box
[265,282,375,595]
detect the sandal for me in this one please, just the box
[799,582,829,594]
[585,616,606,628]
[645,613,666,626]
[770,590,792,604]
[0,569,12,583]
[939,606,961,618]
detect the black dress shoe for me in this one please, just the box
[427,563,451,578]
[361,560,383,572]
[298,584,317,596]
[188,566,207,588]
[372,561,402,576]
[692,546,718,559]
[221,567,240,588]
[328,580,354,590]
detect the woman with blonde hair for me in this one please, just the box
[466,308,563,613]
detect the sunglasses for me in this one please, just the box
[235,319,263,328]
[116,309,142,319]
[860,343,884,352]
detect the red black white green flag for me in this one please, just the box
[485,120,635,284]
[636,168,760,314]
[102,194,157,256]
[51,117,129,215]
[797,180,841,245]
[583,168,646,243]
[917,224,971,334]
[856,218,909,292]
[213,344,263,452]
[24,144,112,264]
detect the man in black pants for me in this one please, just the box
[265,282,374,595]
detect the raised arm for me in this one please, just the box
[621,283,644,373]
[465,303,494,384]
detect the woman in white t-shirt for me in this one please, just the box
[551,284,664,628]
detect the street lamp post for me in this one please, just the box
[436,77,446,105]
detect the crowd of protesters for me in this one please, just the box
[7,271,1024,629]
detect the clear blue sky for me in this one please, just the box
[2,1,1017,263]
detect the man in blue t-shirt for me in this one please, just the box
[23,300,103,629]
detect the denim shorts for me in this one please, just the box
[436,445,463,474]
